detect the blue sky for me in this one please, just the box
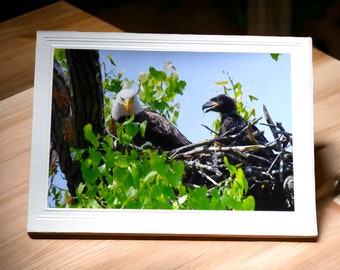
[99,50,292,143]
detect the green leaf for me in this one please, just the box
[113,166,129,182]
[116,155,129,168]
[149,67,167,81]
[103,135,114,149]
[107,55,116,67]
[88,147,102,167]
[236,168,248,193]
[104,150,118,169]
[163,186,176,200]
[189,187,210,210]
[220,189,237,210]
[167,160,184,188]
[125,186,138,201]
[224,156,237,175]
[105,79,123,93]
[124,121,140,138]
[241,196,255,210]
[154,89,164,100]
[54,49,66,63]
[215,80,229,86]
[122,114,135,125]
[270,53,280,61]
[76,183,86,195]
[83,123,99,148]
[81,164,100,184]
[248,108,256,118]
[139,120,147,137]
[70,147,85,161]
[144,170,158,182]
[177,80,186,94]
[209,188,225,210]
[249,95,258,102]
[115,115,141,146]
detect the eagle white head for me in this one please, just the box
[111,89,144,120]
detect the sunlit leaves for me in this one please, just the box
[188,187,211,210]
[138,64,186,124]
[149,67,167,81]
[69,123,188,209]
[68,121,255,210]
[222,157,255,210]
[114,115,146,147]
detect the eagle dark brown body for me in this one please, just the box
[110,89,191,151]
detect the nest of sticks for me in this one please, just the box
[169,105,294,211]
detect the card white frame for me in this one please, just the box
[27,31,317,239]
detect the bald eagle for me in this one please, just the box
[110,89,191,151]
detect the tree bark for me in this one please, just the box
[51,49,104,197]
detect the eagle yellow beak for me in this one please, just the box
[123,98,132,115]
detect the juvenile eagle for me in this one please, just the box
[202,94,270,146]
[202,94,290,210]
[201,93,276,168]
[110,89,191,151]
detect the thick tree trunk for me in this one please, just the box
[51,49,104,197]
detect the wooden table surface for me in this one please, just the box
[1,1,340,269]
[0,1,121,101]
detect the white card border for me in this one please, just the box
[27,31,317,238]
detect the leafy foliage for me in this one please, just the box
[138,62,186,124]
[68,122,253,210]
[69,123,185,209]
[222,157,255,210]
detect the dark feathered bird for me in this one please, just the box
[202,94,269,146]
[110,89,191,151]
[202,93,276,169]
[202,94,290,210]
[201,94,293,211]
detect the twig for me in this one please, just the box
[201,124,219,136]
[266,151,282,174]
[173,144,268,159]
[196,169,220,186]
[169,118,267,157]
